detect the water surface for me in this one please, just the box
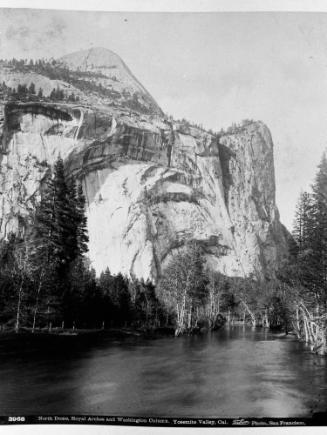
[0,326,326,417]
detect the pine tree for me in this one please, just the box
[75,183,89,256]
[52,157,76,271]
[285,153,327,350]
[33,176,56,264]
[290,153,327,305]
[31,174,61,327]
[68,92,76,102]
[51,158,68,264]
[292,191,314,254]
[17,84,27,98]
[37,159,89,269]
[309,153,327,295]
[28,82,36,95]
[31,157,90,320]
[64,257,98,328]
[50,88,56,100]
[98,267,114,294]
[65,178,79,262]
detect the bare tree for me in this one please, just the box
[12,240,33,333]
[157,242,207,335]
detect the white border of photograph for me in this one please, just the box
[0,1,326,434]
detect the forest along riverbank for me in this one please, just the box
[3,154,327,355]
[0,326,326,417]
[0,325,176,339]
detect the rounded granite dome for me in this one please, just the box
[59,47,162,115]
[60,47,125,71]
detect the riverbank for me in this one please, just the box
[0,324,309,351]
[0,325,176,341]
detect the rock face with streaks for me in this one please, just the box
[0,48,288,281]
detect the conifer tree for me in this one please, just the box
[33,175,56,264]
[34,158,89,269]
[292,191,314,254]
[290,153,327,308]
[52,157,72,271]
[50,88,56,100]
[75,183,89,256]
[31,157,90,323]
[311,153,327,291]
[28,82,36,94]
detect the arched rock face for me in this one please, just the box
[0,101,288,282]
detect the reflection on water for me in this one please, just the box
[0,326,327,417]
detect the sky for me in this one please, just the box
[1,8,327,230]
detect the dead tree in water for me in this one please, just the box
[240,299,257,327]
[291,300,327,354]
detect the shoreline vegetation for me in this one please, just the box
[0,326,175,339]
[0,323,291,340]
[2,156,327,355]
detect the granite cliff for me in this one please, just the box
[0,47,288,281]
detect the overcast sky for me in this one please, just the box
[1,8,327,229]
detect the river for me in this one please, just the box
[0,326,326,418]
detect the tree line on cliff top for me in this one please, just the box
[0,80,80,103]
[0,58,154,114]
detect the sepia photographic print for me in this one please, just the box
[1,1,327,431]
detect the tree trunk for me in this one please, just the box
[263,308,270,328]
[15,277,24,333]
[187,301,193,329]
[175,287,187,335]
[195,306,199,327]
[208,288,213,325]
[47,303,50,330]
[32,270,44,333]
[302,312,309,343]
[295,306,301,336]
[241,300,256,327]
